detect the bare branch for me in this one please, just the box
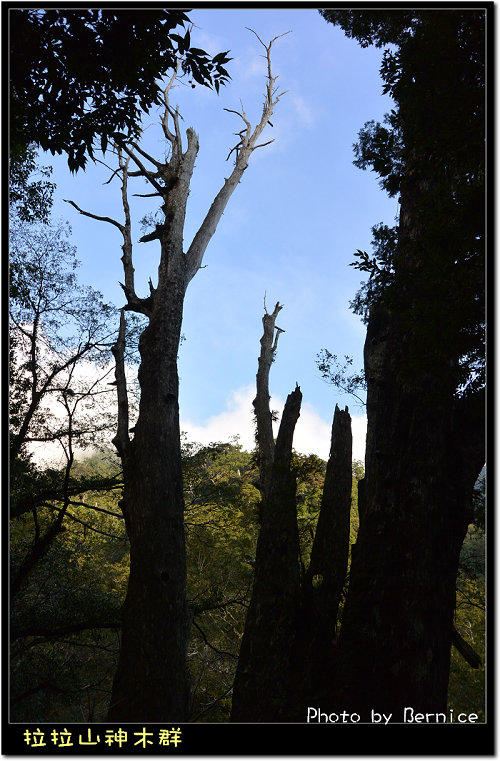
[191,620,238,660]
[11,620,122,643]
[127,140,163,171]
[65,500,124,520]
[63,200,124,233]
[162,57,184,146]
[452,625,482,669]
[114,141,164,195]
[254,139,275,150]
[110,147,154,314]
[185,33,287,283]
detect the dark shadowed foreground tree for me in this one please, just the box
[67,34,287,721]
[9,8,230,170]
[231,304,352,721]
[319,9,486,717]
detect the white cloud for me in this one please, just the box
[181,386,366,462]
[290,94,316,128]
[181,387,257,451]
[24,358,132,468]
[351,413,367,464]
[28,375,367,469]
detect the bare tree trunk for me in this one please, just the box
[304,403,352,629]
[292,405,352,711]
[68,38,286,721]
[283,404,352,720]
[231,385,302,721]
[232,307,355,722]
[231,302,303,721]
[252,300,284,500]
[108,285,191,721]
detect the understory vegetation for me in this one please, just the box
[10,447,485,722]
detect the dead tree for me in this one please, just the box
[67,34,287,722]
[291,403,352,715]
[231,302,303,721]
[231,304,353,722]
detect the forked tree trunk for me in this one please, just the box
[83,39,286,721]
[292,404,352,716]
[231,307,354,722]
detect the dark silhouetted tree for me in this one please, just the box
[319,8,486,717]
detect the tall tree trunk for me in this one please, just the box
[292,404,352,715]
[329,172,485,717]
[108,280,190,721]
[314,9,485,721]
[287,405,352,722]
[231,386,302,722]
[89,40,284,720]
[304,404,353,632]
[231,302,303,721]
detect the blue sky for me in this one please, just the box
[41,8,397,462]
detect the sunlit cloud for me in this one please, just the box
[181,385,366,462]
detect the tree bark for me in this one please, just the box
[327,168,485,718]
[288,404,352,719]
[252,301,284,501]
[231,385,302,722]
[232,305,356,722]
[108,275,191,721]
[102,41,285,721]
[305,404,353,629]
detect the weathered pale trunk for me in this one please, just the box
[231,303,303,721]
[252,302,284,500]
[103,43,285,721]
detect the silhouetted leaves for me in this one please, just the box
[10,10,232,170]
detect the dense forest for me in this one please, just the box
[9,6,487,737]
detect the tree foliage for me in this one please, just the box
[318,9,486,720]
[10,438,485,723]
[10,9,231,170]
[9,218,118,465]
[322,9,485,397]
[9,145,55,224]
[316,350,366,406]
